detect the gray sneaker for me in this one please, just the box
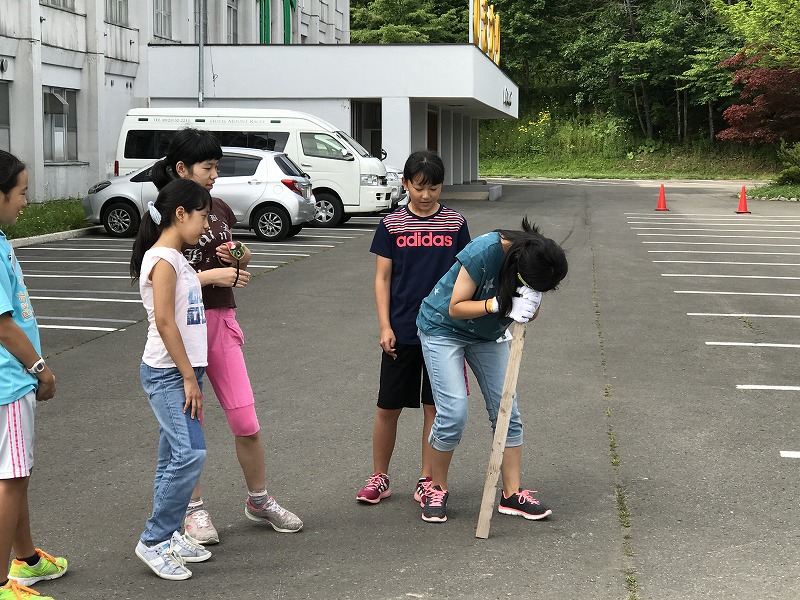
[245,496,303,533]
[135,538,192,580]
[170,531,212,563]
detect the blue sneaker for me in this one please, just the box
[170,531,212,562]
[135,538,192,580]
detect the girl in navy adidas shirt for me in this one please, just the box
[356,151,470,506]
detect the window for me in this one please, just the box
[194,0,207,43]
[217,155,259,177]
[154,0,172,39]
[227,0,239,44]
[105,0,128,26]
[40,0,76,10]
[43,87,78,162]
[0,83,9,153]
[300,132,351,160]
[124,130,289,160]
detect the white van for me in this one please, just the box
[116,108,394,227]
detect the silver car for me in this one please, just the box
[82,147,316,242]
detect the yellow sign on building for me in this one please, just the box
[473,0,500,65]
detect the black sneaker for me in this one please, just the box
[498,489,552,520]
[421,485,448,523]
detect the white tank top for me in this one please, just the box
[139,246,207,368]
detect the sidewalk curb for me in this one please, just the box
[10,226,105,248]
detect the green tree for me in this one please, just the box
[350,0,467,44]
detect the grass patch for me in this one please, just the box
[2,198,91,240]
[750,182,800,199]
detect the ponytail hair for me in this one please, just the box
[0,150,25,196]
[151,127,223,191]
[494,217,568,315]
[130,179,212,281]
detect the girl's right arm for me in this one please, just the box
[375,255,396,358]
[151,260,203,419]
[448,266,487,320]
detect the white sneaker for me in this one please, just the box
[183,509,219,545]
[170,531,212,563]
[245,496,303,533]
[135,538,192,580]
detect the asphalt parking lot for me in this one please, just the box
[15,179,800,599]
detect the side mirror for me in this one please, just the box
[342,150,355,161]
[380,148,388,160]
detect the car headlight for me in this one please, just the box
[88,181,112,195]
[361,174,379,186]
[386,171,400,181]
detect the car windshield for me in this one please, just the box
[335,131,371,158]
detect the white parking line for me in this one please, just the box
[24,274,130,279]
[640,234,800,240]
[39,324,118,332]
[17,260,129,265]
[643,242,800,247]
[676,291,800,297]
[689,313,800,319]
[654,260,800,266]
[30,296,141,303]
[629,221,800,225]
[635,228,800,233]
[38,316,138,324]
[663,273,800,280]
[625,213,800,218]
[737,385,800,391]
[293,234,356,239]
[780,451,800,458]
[649,250,800,255]
[706,342,800,348]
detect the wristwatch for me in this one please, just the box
[27,358,45,375]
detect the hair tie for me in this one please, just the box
[147,201,162,225]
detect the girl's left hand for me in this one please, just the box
[215,243,234,265]
[183,377,204,419]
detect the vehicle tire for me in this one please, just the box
[312,192,344,228]
[252,205,290,242]
[339,214,352,224]
[102,201,140,237]
[287,224,303,238]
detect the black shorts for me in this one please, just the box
[377,343,434,409]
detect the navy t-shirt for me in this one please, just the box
[370,205,470,345]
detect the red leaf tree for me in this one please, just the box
[717,51,800,144]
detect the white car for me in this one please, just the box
[83,147,316,241]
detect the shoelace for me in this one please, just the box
[32,549,57,567]
[165,540,188,571]
[515,489,541,505]
[426,487,447,508]
[5,580,41,598]
[264,497,287,517]
[189,509,212,528]
[364,473,388,491]
[178,533,204,553]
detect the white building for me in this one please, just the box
[0,0,517,201]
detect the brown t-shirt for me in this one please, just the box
[182,197,237,310]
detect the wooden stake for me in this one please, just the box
[475,321,527,539]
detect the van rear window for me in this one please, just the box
[124,130,290,158]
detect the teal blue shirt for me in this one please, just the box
[0,231,40,405]
[417,232,513,342]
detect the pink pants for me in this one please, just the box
[205,307,261,437]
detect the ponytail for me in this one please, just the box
[494,218,568,315]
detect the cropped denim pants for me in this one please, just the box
[139,363,207,546]
[419,330,523,452]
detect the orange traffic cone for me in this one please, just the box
[655,184,669,211]
[735,185,750,214]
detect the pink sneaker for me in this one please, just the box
[356,472,391,504]
[414,477,432,507]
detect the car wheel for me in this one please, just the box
[102,201,140,237]
[287,224,303,238]
[253,205,290,242]
[312,192,344,228]
[339,214,352,224]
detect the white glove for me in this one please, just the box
[516,285,542,312]
[508,296,536,323]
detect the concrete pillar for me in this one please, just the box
[440,108,453,185]
[84,0,105,187]
[409,100,427,153]
[462,115,472,182]
[13,1,45,201]
[452,111,463,184]
[470,117,479,182]
[381,96,411,170]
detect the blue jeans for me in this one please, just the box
[419,331,523,452]
[139,363,207,546]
